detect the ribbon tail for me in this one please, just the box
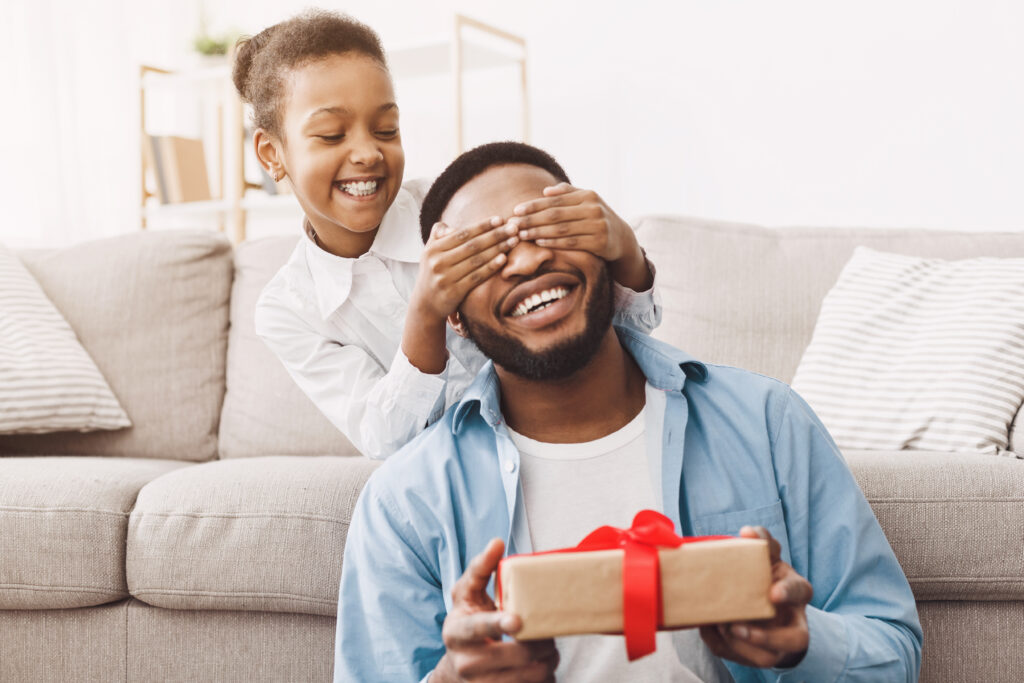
[622,540,659,661]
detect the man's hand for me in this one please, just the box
[432,538,559,682]
[510,183,653,292]
[699,526,813,670]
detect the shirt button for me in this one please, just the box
[504,459,516,473]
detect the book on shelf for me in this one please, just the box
[143,135,212,204]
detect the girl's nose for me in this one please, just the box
[349,135,384,165]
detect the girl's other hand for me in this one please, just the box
[510,183,653,291]
[411,215,520,322]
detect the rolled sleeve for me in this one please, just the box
[388,346,450,426]
[773,606,849,682]
[611,258,662,333]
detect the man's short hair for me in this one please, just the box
[419,141,571,243]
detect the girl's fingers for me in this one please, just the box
[432,215,504,249]
[444,223,518,269]
[512,189,583,217]
[542,182,575,197]
[447,249,508,291]
[513,206,604,237]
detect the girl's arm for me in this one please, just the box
[256,297,449,460]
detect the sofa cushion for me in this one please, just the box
[127,456,378,616]
[218,236,359,458]
[0,457,189,609]
[846,450,1024,600]
[1,230,232,461]
[635,215,1024,382]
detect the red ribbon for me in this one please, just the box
[498,509,729,661]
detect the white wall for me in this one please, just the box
[2,0,1022,247]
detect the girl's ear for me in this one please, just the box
[253,128,286,180]
[447,311,469,338]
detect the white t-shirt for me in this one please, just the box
[254,184,662,460]
[507,384,732,683]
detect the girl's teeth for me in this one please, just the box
[340,180,379,196]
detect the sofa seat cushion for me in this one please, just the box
[127,456,378,616]
[0,457,190,609]
[846,450,1024,600]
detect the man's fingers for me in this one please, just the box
[770,571,813,606]
[443,609,518,647]
[740,525,782,563]
[451,538,505,606]
[714,624,785,668]
[733,620,809,655]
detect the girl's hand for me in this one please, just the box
[411,216,520,322]
[510,183,652,291]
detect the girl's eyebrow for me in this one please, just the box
[307,103,398,121]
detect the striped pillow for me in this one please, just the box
[792,247,1024,456]
[0,245,131,434]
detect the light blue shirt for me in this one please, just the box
[335,327,923,682]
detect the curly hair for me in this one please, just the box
[231,9,387,138]
[419,141,571,243]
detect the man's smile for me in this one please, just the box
[498,271,584,329]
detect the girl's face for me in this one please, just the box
[277,53,405,256]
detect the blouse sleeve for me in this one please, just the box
[610,256,662,334]
[255,296,448,461]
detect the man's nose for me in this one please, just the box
[500,238,554,279]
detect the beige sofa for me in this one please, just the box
[2,217,1022,682]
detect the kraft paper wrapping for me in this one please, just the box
[499,538,775,640]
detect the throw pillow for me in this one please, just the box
[792,247,1024,456]
[0,245,131,434]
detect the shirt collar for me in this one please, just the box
[303,187,423,320]
[450,326,708,435]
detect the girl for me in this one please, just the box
[233,10,660,459]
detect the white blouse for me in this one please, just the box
[254,185,662,460]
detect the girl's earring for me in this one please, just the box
[272,169,284,182]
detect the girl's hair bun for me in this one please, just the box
[228,10,387,137]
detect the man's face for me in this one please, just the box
[441,164,614,380]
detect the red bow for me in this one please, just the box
[575,510,729,660]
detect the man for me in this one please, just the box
[334,143,922,682]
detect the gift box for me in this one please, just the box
[497,510,775,660]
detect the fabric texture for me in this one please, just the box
[0,600,129,683]
[1011,403,1023,454]
[845,449,1024,600]
[335,328,921,683]
[916,601,1024,683]
[0,457,189,609]
[127,600,335,683]
[634,214,1024,383]
[127,456,378,616]
[1,230,232,460]
[0,244,130,434]
[218,236,360,459]
[792,247,1024,455]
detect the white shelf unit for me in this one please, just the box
[139,14,528,243]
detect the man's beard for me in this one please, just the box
[459,263,614,381]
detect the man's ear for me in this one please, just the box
[253,128,286,181]
[448,311,469,338]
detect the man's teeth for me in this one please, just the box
[511,287,569,318]
[339,180,378,196]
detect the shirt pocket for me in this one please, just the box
[691,499,791,565]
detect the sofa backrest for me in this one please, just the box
[636,214,1024,384]
[217,235,360,458]
[2,231,231,461]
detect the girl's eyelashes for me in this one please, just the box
[375,129,399,139]
[318,134,345,142]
